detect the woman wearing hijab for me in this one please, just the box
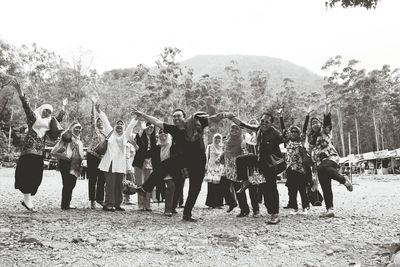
[205,133,224,208]
[152,129,178,216]
[96,104,142,212]
[132,122,156,211]
[220,124,253,217]
[59,122,84,210]
[12,80,65,211]
[308,104,353,217]
[86,99,107,209]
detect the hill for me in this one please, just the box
[181,55,325,92]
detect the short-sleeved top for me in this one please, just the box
[163,118,208,158]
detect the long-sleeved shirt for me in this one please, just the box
[98,111,139,174]
[20,95,65,156]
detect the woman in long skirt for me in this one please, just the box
[12,79,65,211]
[205,133,224,208]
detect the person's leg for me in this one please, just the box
[183,159,206,218]
[114,173,124,209]
[233,182,250,216]
[164,179,175,214]
[59,160,71,209]
[286,169,299,210]
[320,160,346,184]
[236,154,258,181]
[248,184,260,214]
[262,168,279,220]
[141,155,184,192]
[317,164,333,210]
[87,153,97,202]
[96,168,106,204]
[103,171,116,209]
[67,174,77,207]
[143,169,152,210]
[172,173,184,211]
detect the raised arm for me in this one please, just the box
[225,112,258,132]
[12,80,36,126]
[96,104,113,135]
[124,116,140,140]
[323,104,332,135]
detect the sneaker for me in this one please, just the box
[267,214,280,224]
[164,212,173,217]
[115,207,125,211]
[300,209,308,215]
[321,208,334,218]
[236,211,249,218]
[90,201,96,209]
[253,211,260,218]
[344,176,353,192]
[123,201,133,205]
[290,209,299,215]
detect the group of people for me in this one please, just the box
[12,78,353,224]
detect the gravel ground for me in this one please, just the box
[0,168,399,267]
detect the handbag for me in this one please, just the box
[122,180,137,195]
[48,117,64,141]
[267,153,287,175]
[94,130,113,156]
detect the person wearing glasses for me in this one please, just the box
[226,112,285,224]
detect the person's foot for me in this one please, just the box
[90,201,96,209]
[182,215,197,222]
[283,204,291,209]
[164,212,173,217]
[236,180,250,194]
[178,204,185,208]
[21,201,36,212]
[253,211,260,218]
[145,208,152,212]
[172,209,178,214]
[236,211,249,218]
[290,209,299,215]
[299,208,308,215]
[344,176,353,192]
[115,207,125,211]
[226,203,237,213]
[321,208,334,218]
[103,206,115,212]
[138,207,145,211]
[96,201,104,207]
[61,206,77,210]
[123,200,133,205]
[267,214,280,224]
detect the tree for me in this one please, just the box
[326,0,380,9]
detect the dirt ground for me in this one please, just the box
[0,168,399,267]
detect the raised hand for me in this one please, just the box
[11,79,23,96]
[131,107,143,117]
[62,98,68,111]
[224,112,235,119]
[277,108,283,115]
[95,103,101,114]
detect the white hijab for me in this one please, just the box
[32,104,53,138]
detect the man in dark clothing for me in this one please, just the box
[227,112,285,224]
[133,108,223,222]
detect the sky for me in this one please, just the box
[0,0,399,75]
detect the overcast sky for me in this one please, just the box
[1,0,399,75]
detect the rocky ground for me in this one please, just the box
[0,168,399,267]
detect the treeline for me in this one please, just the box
[1,40,399,162]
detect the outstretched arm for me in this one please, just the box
[132,108,164,129]
[225,112,258,132]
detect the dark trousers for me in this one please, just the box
[232,182,259,213]
[286,168,309,210]
[87,153,105,202]
[164,179,175,213]
[317,159,346,210]
[236,154,279,214]
[172,175,185,210]
[142,154,206,217]
[59,159,77,209]
[219,176,237,206]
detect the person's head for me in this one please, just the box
[158,128,168,142]
[145,122,154,135]
[230,124,241,136]
[259,113,274,132]
[311,117,322,132]
[95,118,103,130]
[172,109,186,127]
[115,120,125,135]
[213,133,222,145]
[289,126,301,141]
[194,119,202,133]
[37,104,53,119]
[70,122,82,137]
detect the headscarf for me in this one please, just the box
[225,124,242,160]
[159,132,173,161]
[32,104,53,138]
[212,133,223,154]
[184,112,208,142]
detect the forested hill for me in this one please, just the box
[181,55,325,92]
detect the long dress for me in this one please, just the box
[205,143,224,208]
